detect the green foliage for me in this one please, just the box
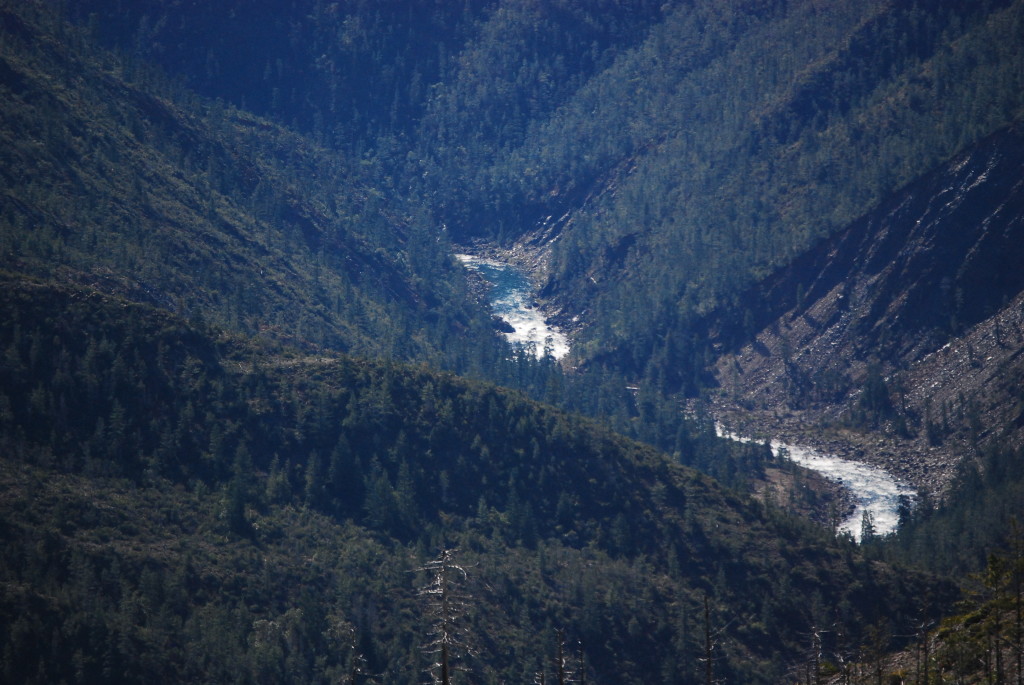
[879,442,1024,580]
[842,363,904,433]
[420,0,1024,389]
[854,534,1024,684]
[63,0,497,151]
[0,0,499,368]
[58,0,1024,392]
[4,0,1024,680]
[0,276,952,683]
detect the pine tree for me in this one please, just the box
[418,549,472,685]
[860,510,876,543]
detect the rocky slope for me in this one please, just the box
[711,123,1024,496]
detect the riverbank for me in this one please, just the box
[754,460,857,533]
[709,397,951,497]
[717,419,915,539]
[454,250,571,359]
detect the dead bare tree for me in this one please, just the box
[417,548,473,685]
[555,629,567,685]
[703,594,714,685]
[338,622,379,685]
[538,629,586,685]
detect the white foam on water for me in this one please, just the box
[716,425,915,541]
[456,254,570,359]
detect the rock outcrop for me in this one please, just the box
[712,123,1024,495]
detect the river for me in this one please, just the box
[456,251,911,541]
[716,425,916,541]
[455,254,570,359]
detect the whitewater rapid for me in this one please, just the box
[455,254,570,359]
[716,425,916,541]
[455,251,909,541]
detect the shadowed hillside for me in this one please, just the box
[4,1,1024,681]
[711,123,1024,489]
[0,276,952,683]
[0,0,492,363]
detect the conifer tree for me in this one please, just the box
[418,549,472,685]
[703,594,714,685]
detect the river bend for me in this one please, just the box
[456,254,570,359]
[457,251,910,541]
[717,425,915,541]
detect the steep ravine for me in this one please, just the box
[455,253,570,359]
[457,124,1024,520]
[455,242,916,534]
[710,123,1024,498]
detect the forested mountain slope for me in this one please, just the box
[708,121,1024,576]
[5,1,1024,681]
[522,0,1024,384]
[0,0,780,487]
[0,276,949,683]
[59,0,1024,391]
[712,123,1024,426]
[0,1,493,364]
[63,0,493,148]
[65,0,667,161]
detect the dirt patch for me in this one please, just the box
[752,463,856,531]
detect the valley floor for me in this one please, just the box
[711,286,1024,503]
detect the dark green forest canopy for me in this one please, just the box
[0,0,796,484]
[0,0,503,367]
[64,0,1024,387]
[0,275,951,683]
[522,0,1024,378]
[3,0,1024,681]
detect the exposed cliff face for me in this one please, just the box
[712,123,1024,494]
